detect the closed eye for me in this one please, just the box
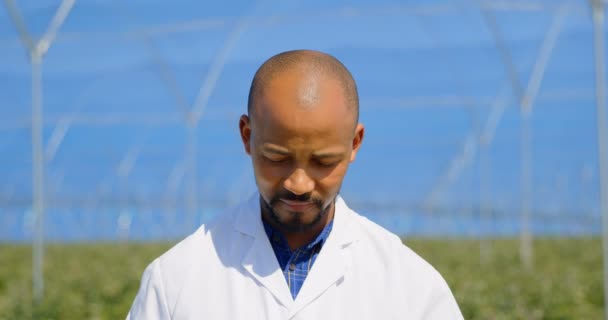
[263,155,289,164]
[315,159,340,168]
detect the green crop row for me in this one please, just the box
[0,238,602,319]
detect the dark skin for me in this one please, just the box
[239,65,364,250]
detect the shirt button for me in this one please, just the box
[289,263,296,271]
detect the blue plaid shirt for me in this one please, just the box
[263,219,334,299]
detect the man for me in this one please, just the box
[127,50,463,319]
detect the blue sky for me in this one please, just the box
[0,0,606,240]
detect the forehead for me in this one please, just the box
[252,71,354,144]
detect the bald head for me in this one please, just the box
[247,50,359,125]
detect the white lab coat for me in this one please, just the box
[127,193,463,319]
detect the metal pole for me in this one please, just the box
[3,0,76,304]
[31,52,45,303]
[519,4,567,271]
[479,139,491,265]
[186,123,198,229]
[520,109,533,270]
[591,1,608,319]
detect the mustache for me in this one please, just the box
[279,191,312,202]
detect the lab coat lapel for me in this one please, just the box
[236,193,294,309]
[288,196,360,318]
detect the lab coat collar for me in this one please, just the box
[234,192,359,245]
[234,192,361,315]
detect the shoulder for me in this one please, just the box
[337,197,449,284]
[350,212,430,270]
[346,206,463,318]
[157,206,236,270]
[128,197,258,318]
[143,202,242,309]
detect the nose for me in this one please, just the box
[283,168,315,196]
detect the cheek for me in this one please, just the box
[315,163,349,194]
[251,158,285,191]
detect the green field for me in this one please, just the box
[0,238,603,319]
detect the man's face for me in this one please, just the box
[239,70,364,233]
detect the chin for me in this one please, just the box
[274,210,323,233]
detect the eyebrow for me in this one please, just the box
[261,145,291,155]
[312,151,346,159]
[261,144,346,158]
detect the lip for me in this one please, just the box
[280,199,315,211]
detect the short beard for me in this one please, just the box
[261,192,333,233]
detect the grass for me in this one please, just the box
[405,237,604,319]
[0,243,172,320]
[0,238,603,319]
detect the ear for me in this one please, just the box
[239,114,252,155]
[349,123,365,162]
